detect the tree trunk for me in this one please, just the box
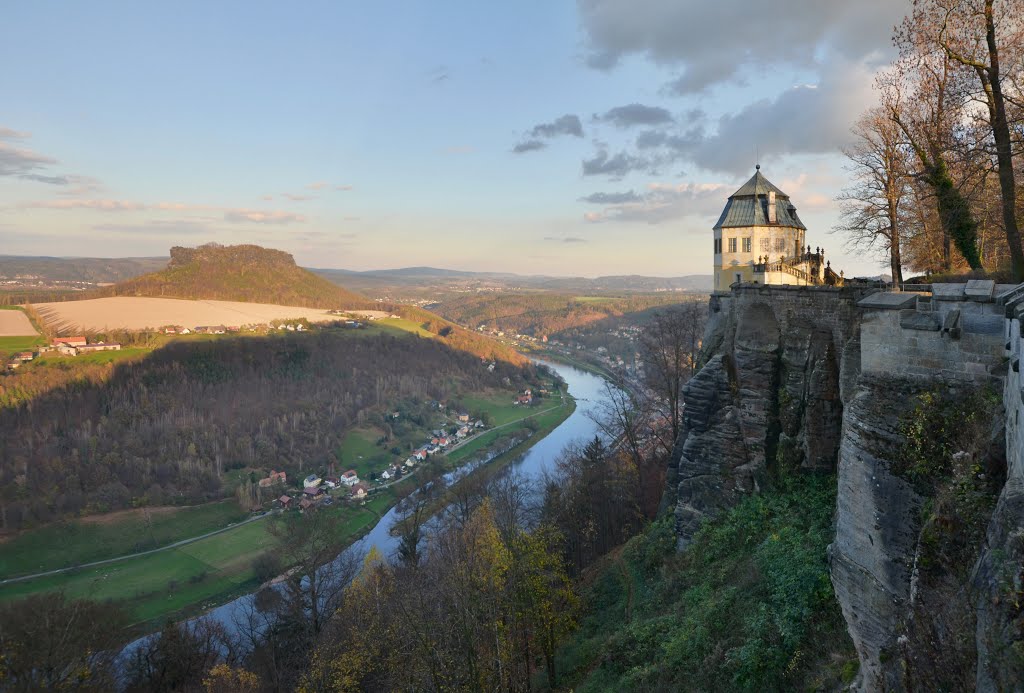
[982,0,1024,279]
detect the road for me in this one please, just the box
[0,509,276,586]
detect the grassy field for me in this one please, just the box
[459,391,525,425]
[0,489,399,626]
[0,501,248,578]
[338,427,396,478]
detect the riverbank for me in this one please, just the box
[0,385,577,638]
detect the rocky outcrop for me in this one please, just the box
[675,284,1023,690]
[829,378,931,690]
[674,287,861,547]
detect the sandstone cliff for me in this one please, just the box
[673,283,1023,691]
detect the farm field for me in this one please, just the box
[32,296,349,332]
[0,487,399,626]
[0,500,248,578]
[0,308,38,337]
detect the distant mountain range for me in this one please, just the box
[312,266,713,294]
[0,254,713,295]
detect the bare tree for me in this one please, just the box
[266,509,360,639]
[638,302,706,455]
[881,49,983,269]
[910,0,1024,278]
[836,107,914,285]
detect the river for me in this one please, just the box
[119,359,610,663]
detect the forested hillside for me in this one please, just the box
[98,244,373,309]
[434,293,693,337]
[0,332,534,529]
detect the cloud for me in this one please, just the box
[577,0,902,92]
[0,127,30,141]
[579,190,642,204]
[306,182,353,191]
[512,139,546,154]
[581,150,655,179]
[0,141,58,177]
[582,181,729,224]
[223,209,306,224]
[595,103,674,128]
[427,65,450,83]
[544,236,588,243]
[578,58,875,177]
[282,193,315,201]
[513,114,584,154]
[25,198,307,225]
[530,114,584,138]
[27,199,147,211]
[92,219,217,235]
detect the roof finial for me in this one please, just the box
[755,164,760,171]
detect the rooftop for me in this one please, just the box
[714,166,807,230]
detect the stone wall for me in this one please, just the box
[860,302,1005,384]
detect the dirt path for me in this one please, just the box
[0,510,275,586]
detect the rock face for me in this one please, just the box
[674,286,862,547]
[674,284,1024,690]
[829,378,931,690]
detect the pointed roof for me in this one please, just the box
[714,166,806,230]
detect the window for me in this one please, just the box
[760,238,771,253]
[728,237,737,253]
[774,238,786,253]
[742,237,751,253]
[714,238,721,254]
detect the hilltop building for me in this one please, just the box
[712,166,842,292]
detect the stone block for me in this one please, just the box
[899,310,940,331]
[931,283,967,301]
[858,292,921,310]
[965,279,996,301]
[995,284,1022,303]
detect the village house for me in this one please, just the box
[340,469,359,487]
[194,325,227,334]
[381,469,392,481]
[278,495,293,509]
[77,342,121,353]
[350,483,369,501]
[303,486,325,499]
[457,413,470,423]
[258,470,287,488]
[51,336,87,347]
[303,474,322,489]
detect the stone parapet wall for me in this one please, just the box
[860,307,1005,384]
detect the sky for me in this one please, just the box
[0,1,911,278]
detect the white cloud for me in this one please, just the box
[582,181,729,224]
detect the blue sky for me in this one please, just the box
[0,1,910,277]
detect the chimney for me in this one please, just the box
[767,191,777,224]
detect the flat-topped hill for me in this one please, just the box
[100,243,372,309]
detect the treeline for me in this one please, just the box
[434,293,691,338]
[0,332,534,529]
[837,0,1024,282]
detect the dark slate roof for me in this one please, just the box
[714,167,807,230]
